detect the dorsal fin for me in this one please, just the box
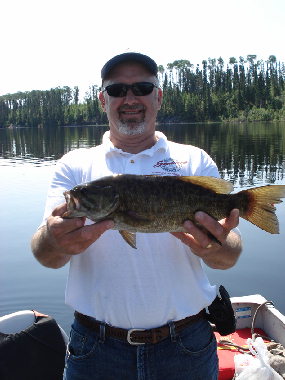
[178,176,234,194]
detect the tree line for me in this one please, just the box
[0,54,284,128]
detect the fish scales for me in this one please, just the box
[91,176,227,232]
[63,174,285,248]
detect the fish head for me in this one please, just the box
[63,184,119,221]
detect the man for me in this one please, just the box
[31,52,242,380]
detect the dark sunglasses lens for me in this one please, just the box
[106,84,127,97]
[132,83,154,96]
[105,82,155,97]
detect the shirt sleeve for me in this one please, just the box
[198,149,220,178]
[38,153,80,227]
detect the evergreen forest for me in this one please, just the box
[0,55,284,128]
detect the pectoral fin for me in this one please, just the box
[119,230,137,249]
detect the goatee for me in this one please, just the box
[117,104,146,136]
[117,121,146,136]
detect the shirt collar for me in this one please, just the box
[101,131,168,157]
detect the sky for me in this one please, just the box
[0,0,285,97]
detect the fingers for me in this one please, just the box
[172,220,216,251]
[172,229,215,259]
[56,220,114,255]
[194,209,239,244]
[73,220,115,243]
[221,209,239,230]
[52,203,67,216]
[172,209,240,253]
[46,203,114,255]
[48,206,85,237]
[185,220,213,248]
[171,230,196,246]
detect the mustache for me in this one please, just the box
[118,104,145,112]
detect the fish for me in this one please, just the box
[62,174,285,249]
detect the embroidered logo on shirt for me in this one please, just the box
[153,158,187,173]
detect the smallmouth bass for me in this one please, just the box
[63,175,285,249]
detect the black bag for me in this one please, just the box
[206,285,236,336]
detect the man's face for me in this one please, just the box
[99,62,162,137]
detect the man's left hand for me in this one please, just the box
[171,209,242,269]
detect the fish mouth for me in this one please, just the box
[64,191,80,211]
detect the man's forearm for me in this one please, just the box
[31,204,115,269]
[31,226,71,269]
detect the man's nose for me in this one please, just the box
[123,88,137,104]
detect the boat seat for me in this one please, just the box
[0,309,68,344]
[0,310,68,380]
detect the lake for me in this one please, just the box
[0,122,285,334]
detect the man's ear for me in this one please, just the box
[157,88,163,110]
[98,91,106,111]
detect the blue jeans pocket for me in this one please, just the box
[67,326,99,361]
[174,320,218,379]
[177,319,217,356]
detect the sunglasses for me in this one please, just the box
[102,82,158,97]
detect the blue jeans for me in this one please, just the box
[63,317,218,380]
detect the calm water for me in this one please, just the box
[0,122,285,333]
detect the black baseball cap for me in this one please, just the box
[101,52,158,80]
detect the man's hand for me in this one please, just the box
[31,203,114,269]
[172,209,242,269]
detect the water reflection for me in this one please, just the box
[1,122,285,329]
[160,123,285,186]
[0,122,284,186]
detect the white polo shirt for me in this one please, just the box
[42,131,219,329]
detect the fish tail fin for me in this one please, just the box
[241,185,285,234]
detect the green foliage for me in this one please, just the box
[0,55,284,128]
[157,55,285,122]
[246,107,274,121]
[0,86,107,128]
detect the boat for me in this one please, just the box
[215,294,285,379]
[0,295,284,379]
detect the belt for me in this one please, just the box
[74,309,206,345]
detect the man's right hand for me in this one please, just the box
[31,203,114,269]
